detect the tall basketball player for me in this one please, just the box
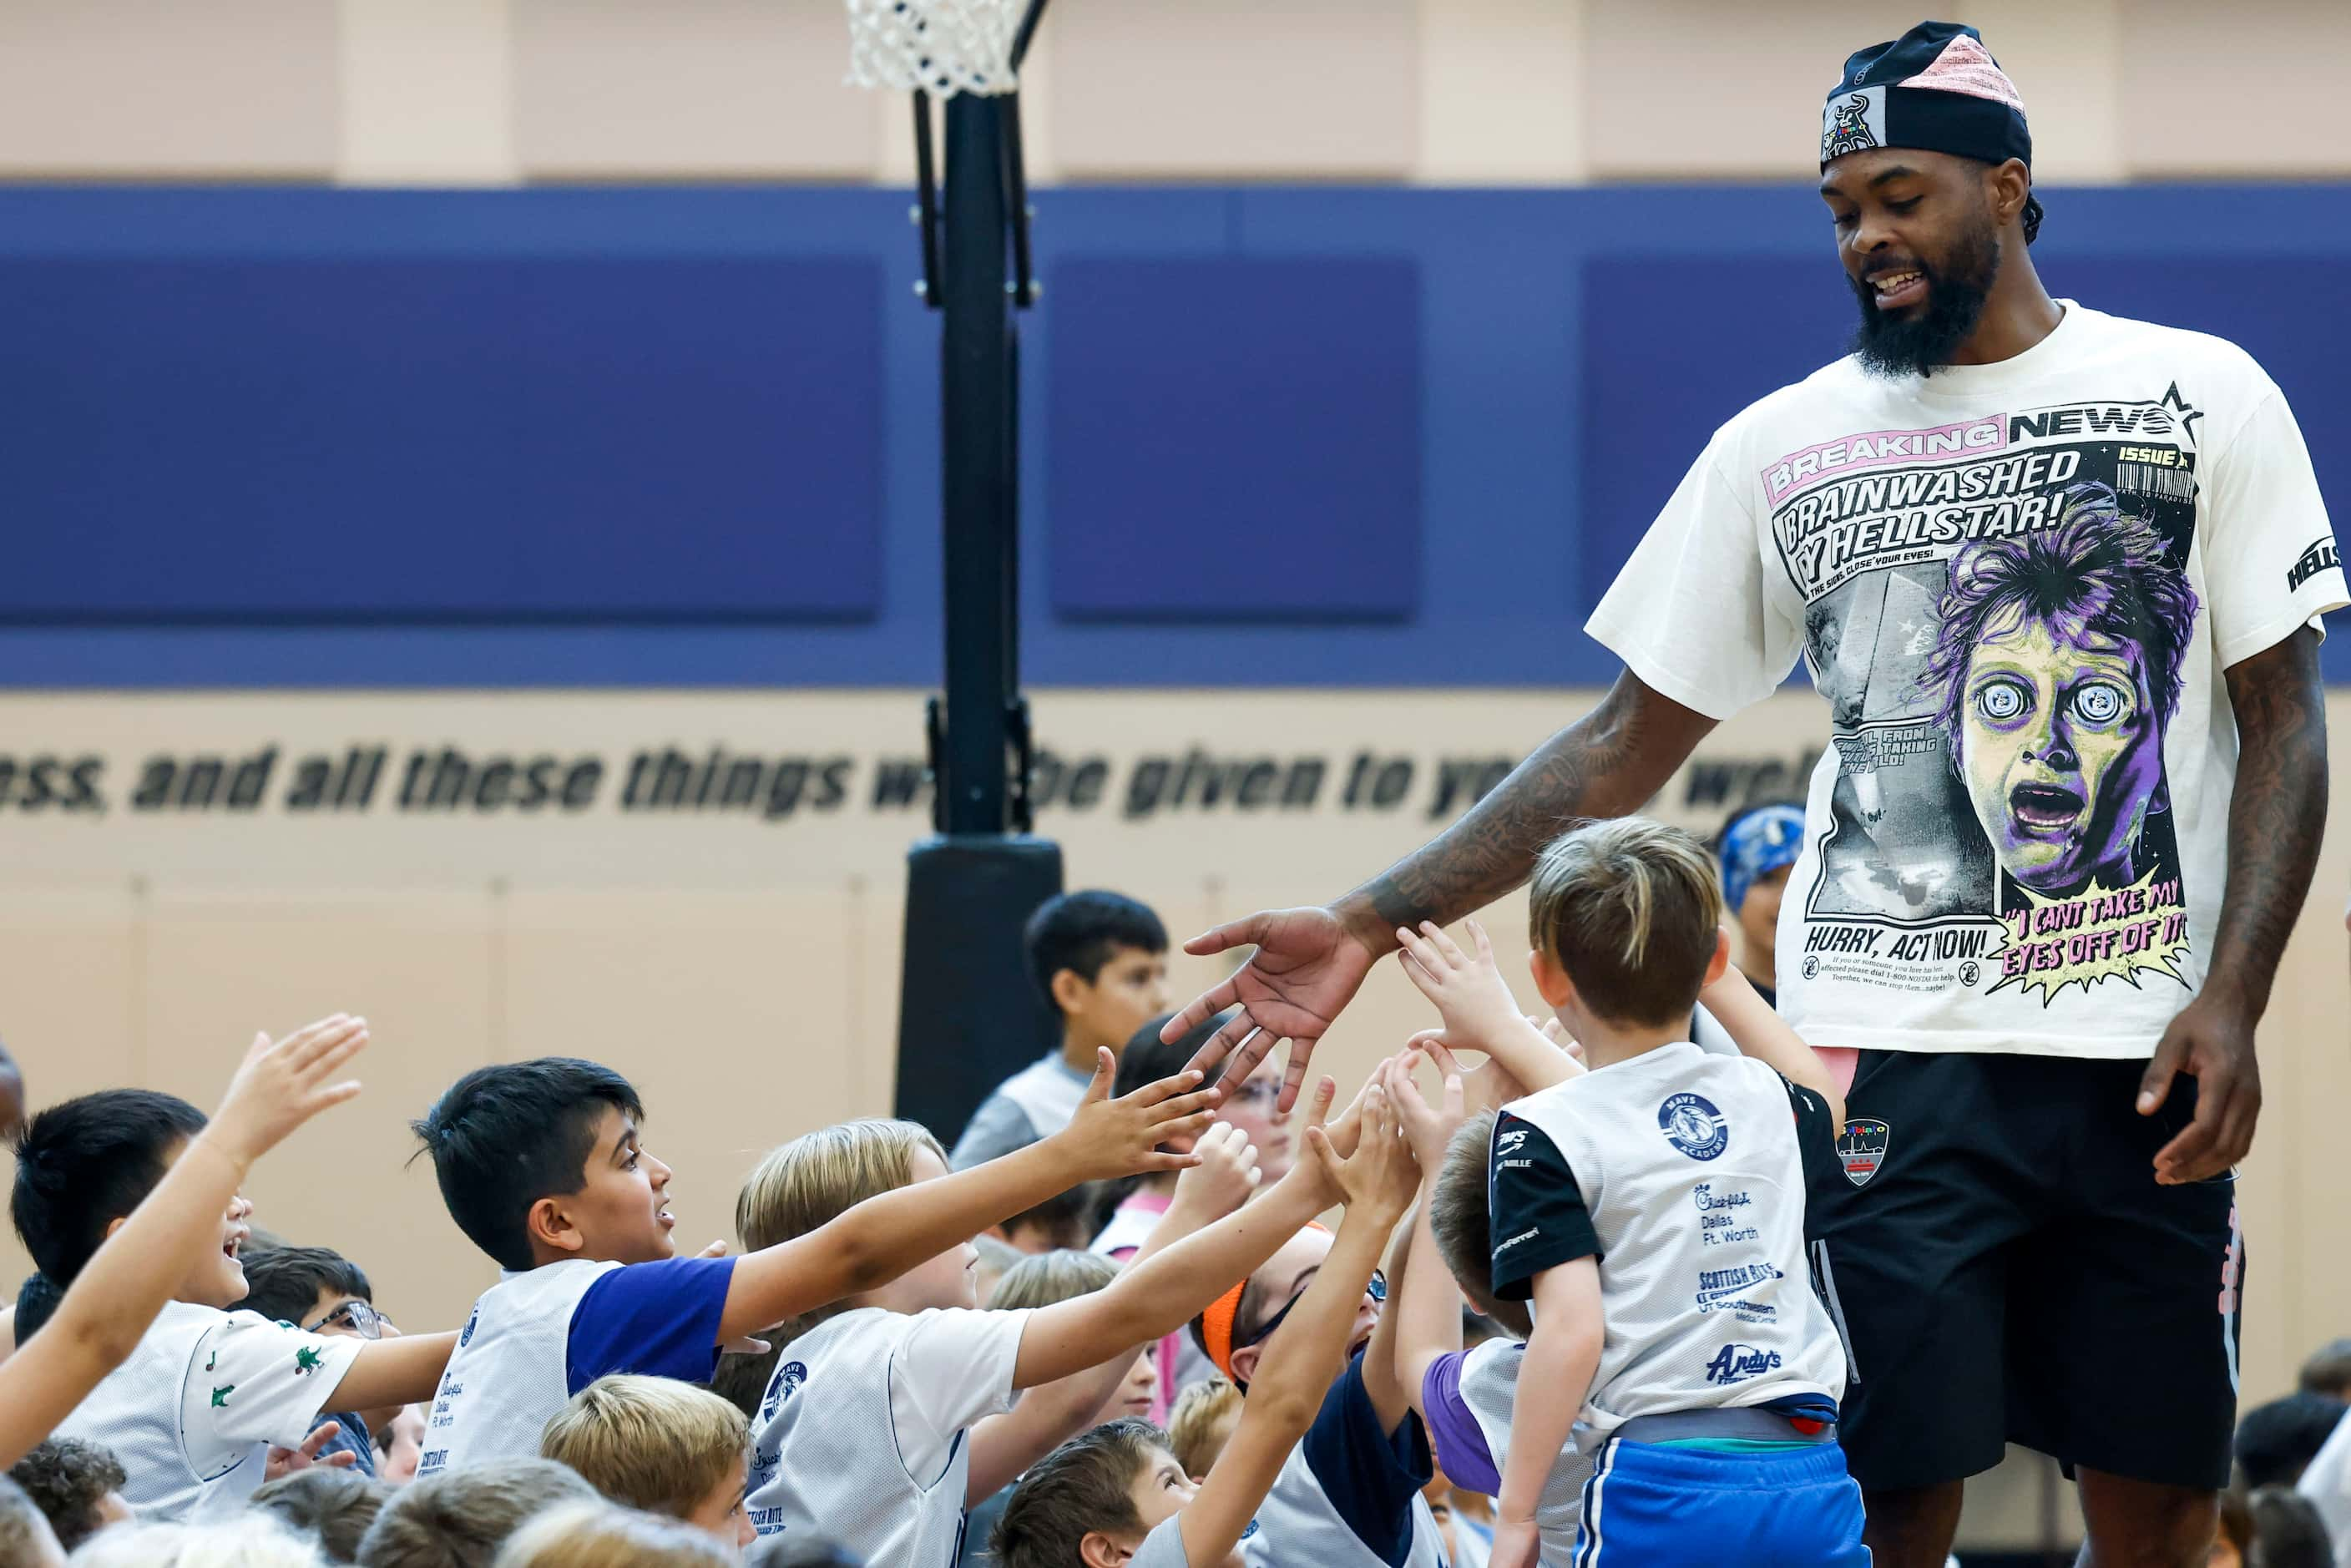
[1167,22,2344,1565]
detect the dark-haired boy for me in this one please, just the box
[18,1089,454,1522]
[409,1050,1214,1474]
[951,891,1169,1171]
[235,1243,394,1476]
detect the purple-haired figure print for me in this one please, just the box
[1919,483,2197,898]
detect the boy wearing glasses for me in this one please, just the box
[234,1244,398,1478]
[1186,1149,1447,1568]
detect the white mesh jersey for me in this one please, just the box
[1454,1338,1589,1564]
[1688,1004,1745,1060]
[416,1258,619,1478]
[53,1301,361,1523]
[1498,1046,1847,1445]
[1241,1443,1447,1568]
[746,1304,1031,1567]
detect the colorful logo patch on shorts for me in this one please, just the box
[1837,1118,1890,1186]
[1658,1093,1729,1161]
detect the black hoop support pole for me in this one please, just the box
[911,89,943,310]
[894,48,1064,1137]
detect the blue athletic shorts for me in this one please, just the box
[1573,1438,1869,1565]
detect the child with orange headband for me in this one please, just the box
[989,1086,1422,1568]
[1180,1067,1449,1568]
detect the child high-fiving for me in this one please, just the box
[9,1017,376,1472]
[991,1083,1423,1568]
[1396,918,1584,1095]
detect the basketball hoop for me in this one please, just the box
[845,0,1027,98]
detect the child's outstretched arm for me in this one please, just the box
[1698,959,1844,1130]
[1492,1261,1602,1568]
[964,1123,1263,1501]
[720,1052,1216,1343]
[1395,920,1582,1094]
[1379,1055,1465,1419]
[1178,1097,1420,1568]
[0,1015,371,1469]
[1006,1075,1370,1393]
[326,1333,463,1414]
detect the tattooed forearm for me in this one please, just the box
[1337,671,1717,948]
[2211,626,2329,1016]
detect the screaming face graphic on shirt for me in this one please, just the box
[1920,485,2198,899]
[1774,411,2211,1007]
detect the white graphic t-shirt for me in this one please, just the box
[1591,301,2348,1059]
[53,1302,364,1523]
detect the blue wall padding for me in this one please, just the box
[0,253,883,620]
[1047,256,1421,620]
[0,185,2344,686]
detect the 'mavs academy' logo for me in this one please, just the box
[1837,1119,1890,1187]
[761,1362,807,1424]
[2290,537,2342,591]
[1658,1093,1729,1161]
[1704,1344,1783,1387]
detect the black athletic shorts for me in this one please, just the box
[1807,1049,2244,1493]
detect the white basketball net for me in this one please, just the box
[846,0,1024,99]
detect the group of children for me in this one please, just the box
[0,806,1869,1566]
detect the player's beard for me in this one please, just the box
[1847,216,2002,379]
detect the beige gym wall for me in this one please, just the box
[0,0,2345,184]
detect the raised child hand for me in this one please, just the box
[1058,1050,1218,1181]
[1313,1056,1396,1165]
[265,1421,358,1482]
[1307,1083,1418,1227]
[204,1015,372,1169]
[1395,918,1529,1057]
[1169,1121,1261,1225]
[1381,1050,1465,1171]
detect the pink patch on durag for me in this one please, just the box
[1898,33,2023,111]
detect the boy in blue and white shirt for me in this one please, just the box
[1472,818,1865,1567]
[408,1050,1216,1476]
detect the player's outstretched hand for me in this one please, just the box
[1059,1050,1218,1181]
[1169,1121,1262,1227]
[1395,918,1528,1056]
[204,1015,371,1170]
[1162,905,1380,1116]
